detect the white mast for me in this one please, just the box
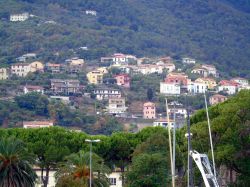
[166,98,175,187]
[204,92,216,177]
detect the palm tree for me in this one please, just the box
[0,137,37,187]
[55,150,110,187]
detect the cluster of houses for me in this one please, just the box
[1,52,249,131]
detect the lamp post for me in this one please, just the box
[85,139,101,187]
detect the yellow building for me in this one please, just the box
[30,61,44,72]
[87,70,104,84]
[0,68,9,80]
[195,77,217,89]
[97,67,108,74]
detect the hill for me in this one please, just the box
[0,0,250,77]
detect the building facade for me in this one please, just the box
[107,98,127,114]
[209,94,228,105]
[0,68,9,80]
[143,102,156,119]
[23,121,53,128]
[23,85,44,94]
[50,79,81,95]
[87,71,104,84]
[10,13,29,21]
[114,74,131,88]
[11,63,31,77]
[93,88,122,100]
[160,82,181,95]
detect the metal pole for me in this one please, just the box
[204,93,216,177]
[90,142,92,187]
[173,100,176,187]
[166,98,174,187]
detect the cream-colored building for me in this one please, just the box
[30,61,44,72]
[87,70,104,84]
[11,63,31,77]
[0,68,9,80]
[195,77,217,90]
[23,121,54,128]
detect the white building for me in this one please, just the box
[11,63,31,77]
[10,13,29,22]
[153,118,174,128]
[85,10,97,16]
[23,85,44,94]
[160,82,180,95]
[231,77,249,87]
[201,64,217,77]
[167,101,187,118]
[218,80,238,95]
[187,82,207,94]
[108,172,123,187]
[94,88,122,100]
[23,121,54,129]
[107,98,127,114]
[182,57,196,64]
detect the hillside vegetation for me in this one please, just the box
[0,0,250,77]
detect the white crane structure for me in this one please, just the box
[190,150,219,187]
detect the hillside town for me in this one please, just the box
[0,52,249,131]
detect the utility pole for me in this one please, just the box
[85,139,101,187]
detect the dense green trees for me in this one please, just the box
[1,0,250,77]
[0,138,37,187]
[56,151,110,187]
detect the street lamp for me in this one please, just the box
[85,139,101,187]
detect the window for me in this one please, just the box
[109,178,116,185]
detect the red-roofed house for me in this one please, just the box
[209,94,228,105]
[165,72,190,86]
[230,77,249,86]
[143,102,156,119]
[114,74,131,88]
[218,80,239,95]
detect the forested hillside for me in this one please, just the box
[1,0,250,77]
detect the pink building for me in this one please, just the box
[209,94,227,105]
[114,74,131,88]
[143,102,156,119]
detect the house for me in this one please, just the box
[23,85,44,94]
[93,87,122,100]
[182,57,196,64]
[164,72,190,86]
[209,94,228,105]
[114,74,131,88]
[87,70,104,84]
[66,57,85,73]
[201,64,217,77]
[191,67,209,77]
[11,63,31,77]
[10,13,29,21]
[23,121,53,128]
[45,63,63,74]
[101,53,137,66]
[218,80,239,95]
[153,118,175,128]
[97,67,109,74]
[195,78,217,90]
[143,102,156,119]
[107,98,127,115]
[29,61,44,72]
[230,77,249,86]
[0,68,9,80]
[85,10,97,16]
[108,172,123,187]
[167,101,187,118]
[159,56,173,64]
[160,82,181,95]
[50,79,81,95]
[16,53,36,62]
[187,81,207,94]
